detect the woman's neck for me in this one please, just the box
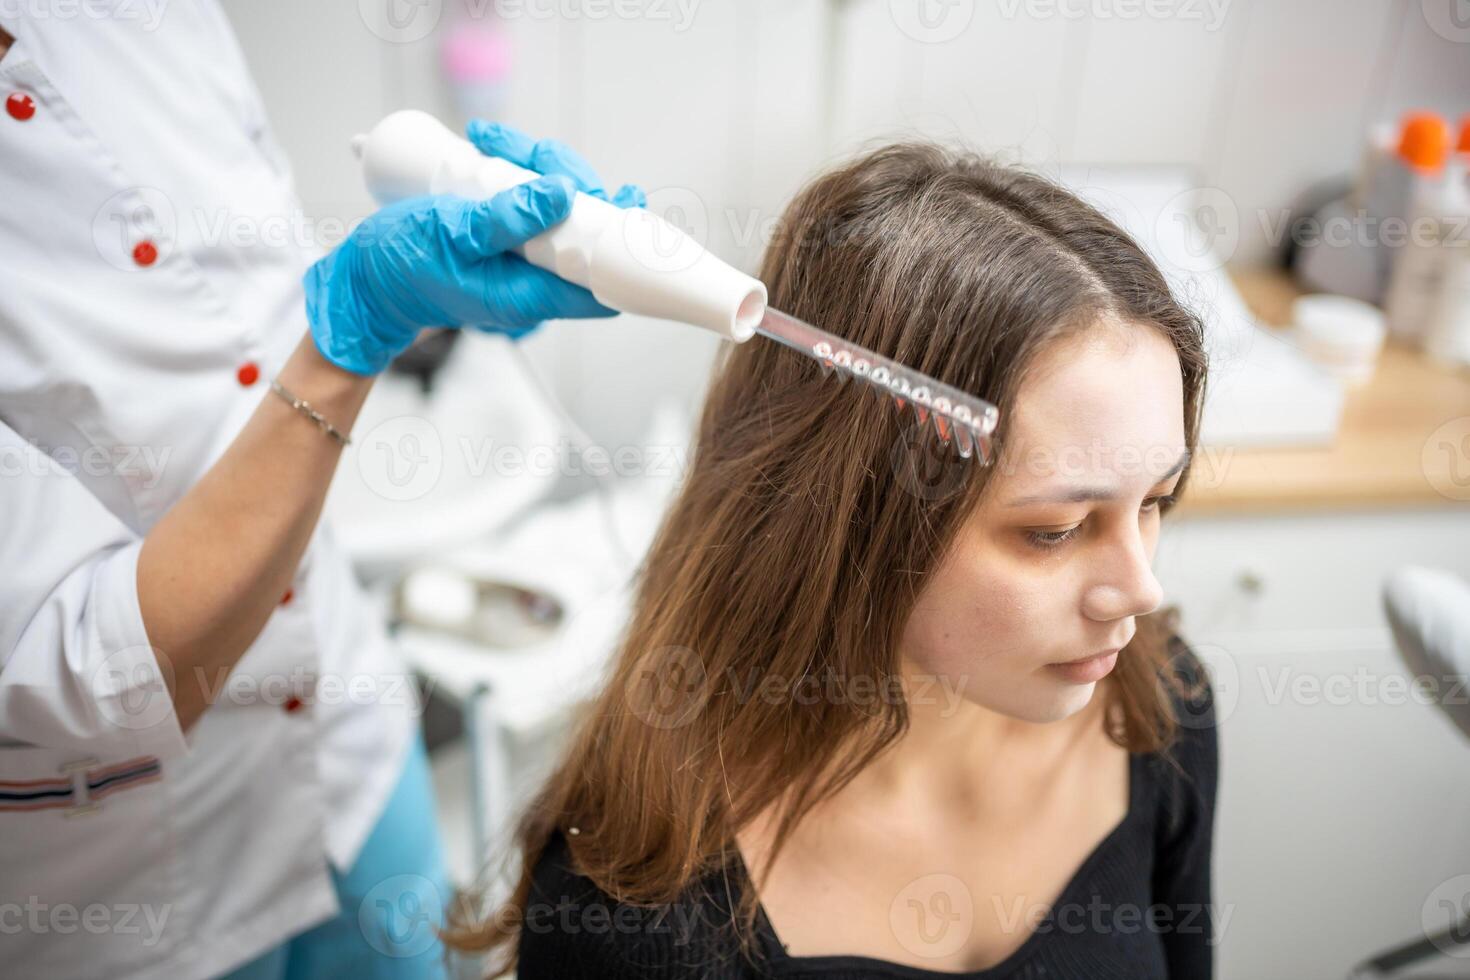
[844,665,1108,816]
[738,667,1112,874]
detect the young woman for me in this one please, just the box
[447,140,1218,979]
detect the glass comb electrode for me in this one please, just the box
[754,307,998,461]
[352,110,1000,463]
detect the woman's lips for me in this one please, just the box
[1047,648,1120,684]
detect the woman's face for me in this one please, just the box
[898,321,1188,724]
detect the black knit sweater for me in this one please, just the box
[516,649,1219,980]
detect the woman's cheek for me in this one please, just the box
[903,560,1026,678]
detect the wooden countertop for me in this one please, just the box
[1174,268,1470,516]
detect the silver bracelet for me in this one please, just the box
[269,378,352,446]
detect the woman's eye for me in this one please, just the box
[1143,493,1178,512]
[1024,494,1178,551]
[1025,526,1079,550]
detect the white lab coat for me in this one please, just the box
[0,5,416,978]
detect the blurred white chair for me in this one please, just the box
[1348,566,1470,978]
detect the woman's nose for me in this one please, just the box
[1082,527,1165,622]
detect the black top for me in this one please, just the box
[517,648,1218,980]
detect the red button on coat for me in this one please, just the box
[132,240,158,267]
[236,362,260,387]
[283,696,304,714]
[6,93,34,121]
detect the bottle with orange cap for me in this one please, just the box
[1382,111,1454,345]
[1422,114,1470,368]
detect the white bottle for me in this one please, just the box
[1357,121,1404,230]
[1423,159,1470,368]
[1381,113,1452,348]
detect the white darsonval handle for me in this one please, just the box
[351,110,767,343]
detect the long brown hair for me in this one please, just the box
[446,139,1209,973]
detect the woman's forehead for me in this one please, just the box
[993,327,1186,489]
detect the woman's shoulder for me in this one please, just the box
[517,829,758,980]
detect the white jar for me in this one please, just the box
[1291,294,1388,386]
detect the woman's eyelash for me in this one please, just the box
[1025,527,1079,549]
[1024,494,1178,550]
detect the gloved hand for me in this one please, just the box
[304,120,646,376]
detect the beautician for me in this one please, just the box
[0,5,642,978]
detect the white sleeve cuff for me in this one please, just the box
[87,539,189,762]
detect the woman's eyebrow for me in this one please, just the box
[1002,448,1190,508]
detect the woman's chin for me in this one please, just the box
[1016,680,1101,724]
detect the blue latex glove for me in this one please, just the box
[304,121,646,376]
